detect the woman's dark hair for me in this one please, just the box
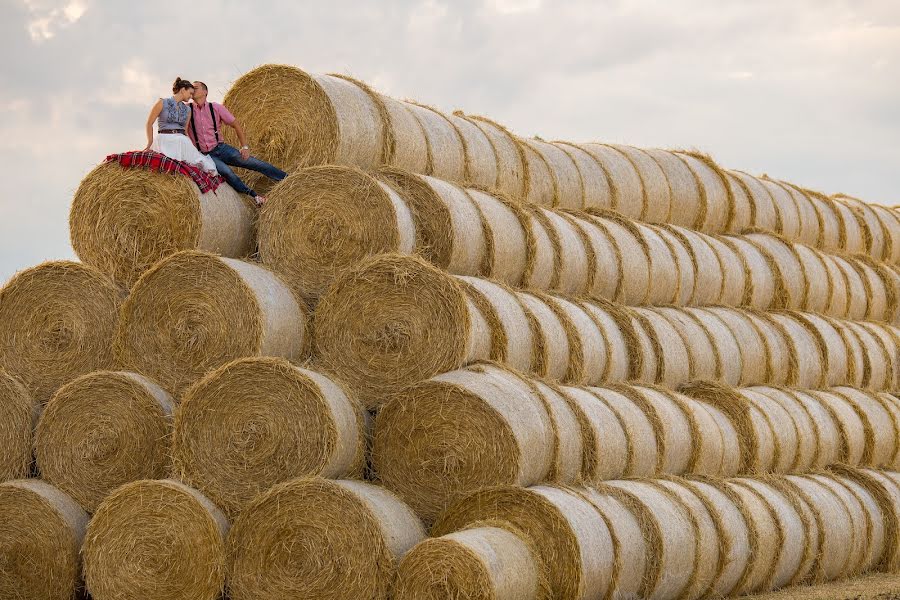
[172,77,194,94]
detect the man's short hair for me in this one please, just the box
[194,81,209,91]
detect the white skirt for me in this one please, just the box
[152,133,218,175]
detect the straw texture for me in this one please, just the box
[0,370,34,481]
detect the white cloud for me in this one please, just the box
[23,0,89,42]
[100,58,167,107]
[486,0,542,14]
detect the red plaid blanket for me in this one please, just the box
[105,151,223,194]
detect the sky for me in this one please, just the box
[0,0,898,283]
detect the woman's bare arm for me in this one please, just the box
[144,99,163,150]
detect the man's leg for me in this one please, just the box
[209,154,255,197]
[214,143,287,182]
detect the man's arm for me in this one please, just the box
[228,119,250,159]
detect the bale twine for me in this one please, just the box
[463,115,528,198]
[571,214,621,301]
[830,387,898,468]
[724,171,754,233]
[223,66,383,171]
[403,102,466,181]
[554,142,614,210]
[761,179,803,241]
[588,213,652,304]
[0,480,88,600]
[600,479,697,600]
[172,358,364,520]
[722,236,777,309]
[579,143,645,220]
[83,479,228,600]
[558,386,629,481]
[257,166,415,299]
[832,473,886,574]
[645,224,696,305]
[0,371,34,481]
[663,227,724,306]
[373,366,554,521]
[808,390,868,465]
[707,236,748,306]
[227,477,425,600]
[445,112,499,188]
[730,478,809,591]
[684,308,745,385]
[788,390,843,469]
[642,148,700,227]
[780,182,822,247]
[791,312,848,386]
[585,386,659,477]
[0,261,122,405]
[702,307,768,385]
[832,197,871,255]
[467,188,530,285]
[394,524,546,600]
[71,162,254,288]
[34,371,172,513]
[609,145,671,223]
[631,308,691,387]
[676,151,731,233]
[523,138,584,209]
[833,467,900,572]
[751,387,818,472]
[793,244,832,314]
[536,208,591,295]
[458,276,535,372]
[433,484,616,600]
[517,138,557,207]
[116,251,307,396]
[378,168,486,274]
[653,307,719,381]
[729,171,779,232]
[745,232,806,309]
[821,254,851,318]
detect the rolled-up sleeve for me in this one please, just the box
[215,103,236,125]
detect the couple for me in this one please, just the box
[144,77,285,206]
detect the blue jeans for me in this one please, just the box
[207,143,287,197]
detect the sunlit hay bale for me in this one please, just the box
[646,224,696,305]
[378,168,487,275]
[433,484,616,600]
[793,313,851,386]
[0,480,88,600]
[722,478,781,594]
[834,319,869,387]
[227,478,425,600]
[257,166,416,300]
[466,188,530,285]
[405,102,467,182]
[833,466,900,572]
[554,142,614,210]
[700,307,768,385]
[779,181,823,247]
[723,170,753,233]
[537,296,611,385]
[759,178,803,241]
[794,244,833,314]
[729,170,779,232]
[172,358,365,520]
[662,226,724,306]
[878,393,900,469]
[684,307,745,385]
[579,143,645,219]
[569,214,622,301]
[796,186,845,251]
[516,138,556,208]
[869,203,900,263]
[837,195,887,259]
[557,386,629,481]
[808,390,868,465]
[458,276,535,372]
[34,371,172,512]
[676,151,732,234]
[586,212,652,304]
[0,261,122,405]
[745,232,807,309]
[729,478,811,591]
[600,479,698,600]
[115,251,307,397]
[635,223,680,305]
[518,292,574,381]
[372,366,555,521]
[521,137,585,209]
[443,111,499,188]
[750,386,819,472]
[630,308,691,387]
[832,198,868,255]
[519,205,558,290]
[822,253,852,318]
[707,235,748,305]
[83,479,228,600]
[833,255,871,320]
[224,65,384,172]
[830,387,899,469]
[852,256,890,321]
[460,114,528,198]
[0,371,34,481]
[831,472,887,575]
[579,299,635,384]
[652,307,720,381]
[765,312,826,389]
[394,524,548,600]
[789,390,843,469]
[70,163,254,288]
[747,310,793,385]
[642,147,702,227]
[584,386,659,477]
[532,208,591,295]
[721,235,777,310]
[608,145,672,223]
[740,387,800,473]
[845,320,895,390]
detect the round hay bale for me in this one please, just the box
[609,145,671,223]
[642,148,700,227]
[554,142,614,210]
[722,236,777,309]
[747,311,793,385]
[702,307,768,385]
[751,387,818,472]
[676,152,731,233]
[809,390,867,465]
[869,203,900,263]
[522,206,558,290]
[522,138,584,209]
[797,187,844,251]
[578,143,644,219]
[792,313,849,387]
[740,388,799,473]
[780,182,822,247]
[832,197,870,255]
[445,112,499,188]
[558,386,629,481]
[580,300,634,383]
[536,208,591,295]
[745,232,806,309]
[684,307,744,385]
[834,318,868,387]
[172,358,365,520]
[228,477,425,600]
[586,386,658,477]
[601,479,697,600]
[361,87,429,172]
[653,307,719,381]
[845,321,893,391]
[588,213,652,304]
[463,115,528,198]
[71,162,254,288]
[821,254,851,318]
[730,478,809,591]
[373,366,554,521]
[832,473,886,574]
[852,257,890,321]
[518,292,572,381]
[517,138,556,207]
[833,467,900,572]
[459,276,535,372]
[724,171,753,233]
[663,227,723,306]
[257,166,416,299]
[0,371,34,481]
[631,308,691,387]
[723,479,781,594]
[729,171,779,232]
[570,214,621,301]
[34,371,173,512]
[116,251,307,396]
[761,179,803,241]
[766,312,826,388]
[879,392,900,469]
[528,377,584,482]
[224,66,383,171]
[706,235,748,306]
[394,525,546,600]
[637,223,680,305]
[467,188,530,285]
[833,256,871,320]
[0,261,122,405]
[794,244,832,314]
[648,224,696,305]
[831,387,898,468]
[702,400,743,476]
[83,479,228,600]
[403,102,466,181]
[789,390,843,469]
[433,484,616,600]
[378,168,486,274]
[541,296,610,384]
[0,480,88,600]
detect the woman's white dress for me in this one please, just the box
[152,133,218,175]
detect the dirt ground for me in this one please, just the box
[744,574,900,600]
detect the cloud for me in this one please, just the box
[23,0,89,42]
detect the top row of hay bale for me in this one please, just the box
[222,64,899,261]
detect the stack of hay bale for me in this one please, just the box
[2,62,899,600]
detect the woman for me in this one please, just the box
[143,78,218,174]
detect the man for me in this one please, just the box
[188,81,287,206]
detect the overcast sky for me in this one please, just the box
[1,0,898,284]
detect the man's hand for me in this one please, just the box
[240,147,250,160]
